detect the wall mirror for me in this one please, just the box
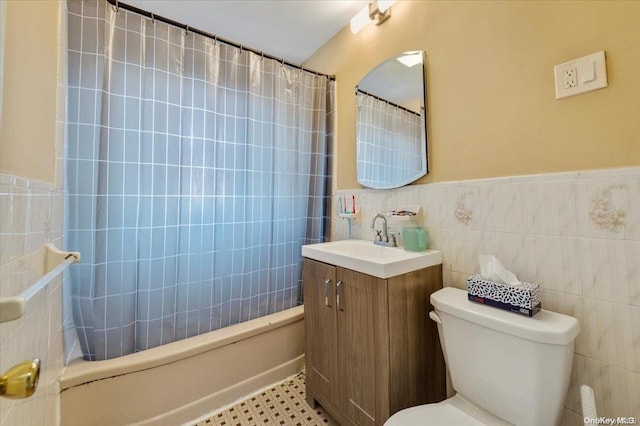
[356,51,427,189]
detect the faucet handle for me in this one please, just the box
[389,231,399,247]
[373,229,382,241]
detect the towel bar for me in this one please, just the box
[0,244,80,324]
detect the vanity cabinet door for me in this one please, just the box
[336,267,388,426]
[304,258,442,426]
[303,259,338,406]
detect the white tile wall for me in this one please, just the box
[333,166,640,424]
[0,175,65,426]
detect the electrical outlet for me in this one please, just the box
[563,67,577,89]
[554,51,607,99]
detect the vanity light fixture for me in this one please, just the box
[350,0,398,34]
[396,51,422,68]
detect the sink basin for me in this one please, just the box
[302,239,442,279]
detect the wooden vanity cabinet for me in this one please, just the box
[303,258,446,426]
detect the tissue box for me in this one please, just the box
[467,275,541,317]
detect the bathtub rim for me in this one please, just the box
[60,305,304,390]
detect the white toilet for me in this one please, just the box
[385,287,580,426]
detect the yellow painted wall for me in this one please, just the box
[0,0,60,184]
[304,1,640,190]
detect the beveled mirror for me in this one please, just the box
[356,51,427,189]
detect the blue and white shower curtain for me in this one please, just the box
[65,0,332,360]
[356,90,424,189]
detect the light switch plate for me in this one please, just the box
[554,51,607,99]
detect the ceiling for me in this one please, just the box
[125,0,368,64]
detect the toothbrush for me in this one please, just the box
[338,197,343,214]
[352,195,356,214]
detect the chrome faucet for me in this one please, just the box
[371,213,397,247]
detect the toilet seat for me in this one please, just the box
[384,395,511,426]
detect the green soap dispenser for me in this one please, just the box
[402,225,428,252]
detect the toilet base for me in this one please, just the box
[384,394,511,426]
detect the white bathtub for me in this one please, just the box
[60,306,305,426]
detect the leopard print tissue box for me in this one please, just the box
[467,275,542,317]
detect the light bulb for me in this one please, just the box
[377,0,397,13]
[350,5,370,34]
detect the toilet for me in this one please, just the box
[385,287,580,426]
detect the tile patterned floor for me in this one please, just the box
[194,372,338,426]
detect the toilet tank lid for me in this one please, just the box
[431,287,580,345]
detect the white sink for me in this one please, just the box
[302,239,442,279]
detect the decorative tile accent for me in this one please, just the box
[590,184,628,233]
[194,372,337,426]
[454,193,473,226]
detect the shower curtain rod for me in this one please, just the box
[356,88,422,116]
[106,0,335,81]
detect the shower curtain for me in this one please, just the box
[65,0,333,360]
[356,90,424,188]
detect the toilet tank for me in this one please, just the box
[431,287,580,426]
